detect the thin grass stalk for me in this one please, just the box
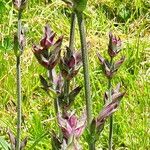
[89,142,96,150]
[76,11,92,126]
[48,69,59,114]
[16,9,23,150]
[108,58,113,150]
[64,12,76,105]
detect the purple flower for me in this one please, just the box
[58,111,86,140]
[40,25,55,50]
[97,52,125,78]
[60,47,82,80]
[104,83,125,104]
[32,25,63,70]
[91,84,125,134]
[108,32,122,57]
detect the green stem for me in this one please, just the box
[108,57,113,150]
[64,79,70,105]
[109,116,113,150]
[69,12,76,51]
[76,11,92,126]
[76,11,93,149]
[16,9,23,150]
[88,142,96,150]
[16,56,21,150]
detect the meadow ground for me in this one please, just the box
[0,0,150,149]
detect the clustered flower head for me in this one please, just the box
[58,111,86,149]
[58,111,86,139]
[32,23,126,149]
[33,25,63,70]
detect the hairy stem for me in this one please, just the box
[16,56,21,150]
[16,9,22,150]
[109,116,113,150]
[76,11,93,149]
[76,12,92,126]
[108,57,113,150]
[16,10,22,150]
[69,12,76,50]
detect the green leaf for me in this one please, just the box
[28,132,48,150]
[0,137,11,150]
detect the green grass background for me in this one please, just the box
[0,0,150,149]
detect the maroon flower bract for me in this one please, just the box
[33,25,63,70]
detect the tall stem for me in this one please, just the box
[64,12,76,105]
[108,57,113,150]
[16,9,22,150]
[69,12,76,50]
[76,12,92,126]
[76,13,94,148]
[16,56,21,150]
[89,142,96,150]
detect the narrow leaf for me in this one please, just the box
[20,137,28,150]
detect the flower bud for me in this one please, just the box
[108,32,122,58]
[13,0,27,11]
